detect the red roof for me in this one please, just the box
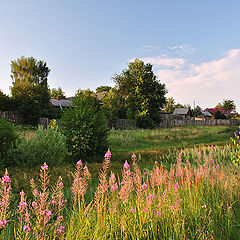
[205,107,231,115]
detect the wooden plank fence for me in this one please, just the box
[0,111,23,123]
[159,119,240,128]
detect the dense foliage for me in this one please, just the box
[112,59,167,128]
[11,56,50,125]
[0,117,17,166]
[49,87,66,99]
[9,126,67,167]
[60,91,109,161]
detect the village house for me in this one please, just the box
[172,108,192,119]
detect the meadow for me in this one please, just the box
[0,125,239,239]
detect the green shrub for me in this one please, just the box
[10,126,67,167]
[230,125,240,167]
[0,117,17,166]
[60,91,109,161]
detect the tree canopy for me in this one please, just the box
[112,59,167,128]
[11,56,50,124]
[222,99,236,111]
[50,87,66,99]
[96,86,112,93]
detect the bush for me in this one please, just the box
[60,92,109,161]
[230,125,240,167]
[0,117,17,167]
[10,126,67,167]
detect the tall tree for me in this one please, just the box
[50,87,66,99]
[222,99,236,111]
[11,56,50,124]
[163,97,175,113]
[96,86,112,93]
[112,59,167,128]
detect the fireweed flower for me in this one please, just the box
[124,161,130,170]
[210,145,214,150]
[186,160,189,163]
[2,175,11,184]
[0,220,7,228]
[41,163,48,170]
[56,225,65,233]
[32,201,38,207]
[130,208,136,213]
[154,161,158,166]
[216,164,220,169]
[132,154,136,159]
[83,166,88,170]
[197,152,201,156]
[20,190,25,196]
[76,160,82,166]
[23,224,31,232]
[179,152,183,157]
[47,211,52,216]
[141,183,148,190]
[202,204,207,208]
[105,152,111,158]
[173,183,179,190]
[146,194,155,203]
[163,190,167,196]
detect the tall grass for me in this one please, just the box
[0,147,239,239]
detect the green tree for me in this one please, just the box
[163,97,175,113]
[0,90,15,111]
[50,87,66,99]
[11,56,50,124]
[215,103,222,108]
[192,105,202,117]
[60,91,109,161]
[96,86,112,93]
[222,99,236,111]
[112,59,167,128]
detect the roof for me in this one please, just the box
[205,107,231,115]
[49,99,72,108]
[173,108,190,115]
[199,111,212,117]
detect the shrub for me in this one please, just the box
[230,125,240,167]
[0,117,17,167]
[60,91,109,161]
[10,126,67,167]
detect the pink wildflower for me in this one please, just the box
[210,145,214,150]
[202,204,207,208]
[83,166,88,170]
[163,190,167,196]
[47,211,52,216]
[130,208,136,213]
[197,152,201,156]
[2,175,11,184]
[111,185,118,190]
[157,211,161,216]
[228,206,232,210]
[154,161,158,165]
[124,161,130,170]
[52,200,57,205]
[41,163,48,170]
[32,201,38,207]
[56,225,65,233]
[20,190,25,196]
[173,183,179,190]
[23,224,31,232]
[59,182,64,187]
[143,208,147,212]
[132,154,136,158]
[216,164,220,169]
[186,160,189,163]
[104,152,111,158]
[76,160,82,166]
[179,152,183,157]
[141,183,148,190]
[0,220,7,227]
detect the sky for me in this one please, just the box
[0,0,240,111]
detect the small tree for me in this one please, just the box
[49,87,66,99]
[0,117,17,166]
[60,91,109,161]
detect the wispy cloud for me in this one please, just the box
[141,49,240,110]
[168,44,195,55]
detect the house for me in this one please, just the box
[205,107,232,116]
[196,110,212,119]
[172,108,191,119]
[49,98,72,109]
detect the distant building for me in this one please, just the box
[196,110,212,119]
[49,98,72,109]
[172,108,191,119]
[205,107,232,115]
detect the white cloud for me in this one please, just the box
[168,44,195,55]
[142,56,186,69]
[142,49,240,111]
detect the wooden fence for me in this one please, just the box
[0,111,23,123]
[159,119,240,128]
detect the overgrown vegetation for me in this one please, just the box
[0,147,239,239]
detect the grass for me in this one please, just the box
[0,147,239,239]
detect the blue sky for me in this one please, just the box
[0,0,240,110]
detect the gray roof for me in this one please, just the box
[50,99,72,107]
[200,111,212,117]
[173,108,190,115]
